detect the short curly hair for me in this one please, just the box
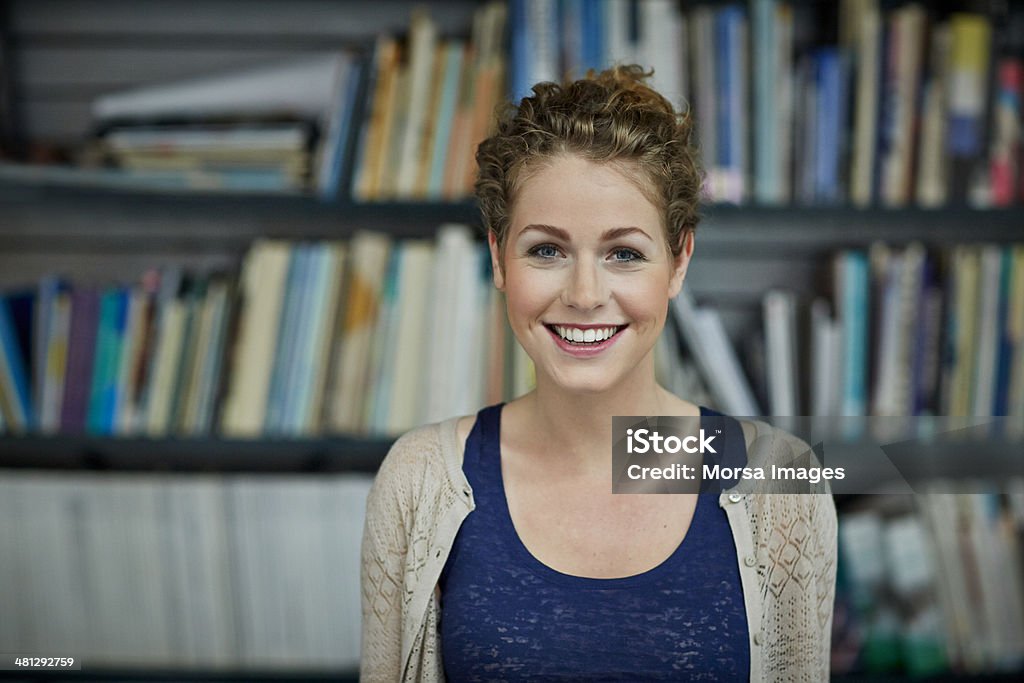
[474,64,702,259]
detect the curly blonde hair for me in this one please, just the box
[475,64,702,258]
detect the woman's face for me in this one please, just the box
[491,154,693,395]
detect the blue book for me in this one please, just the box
[841,252,869,417]
[0,294,34,432]
[580,0,604,74]
[317,56,356,199]
[87,288,128,435]
[715,5,747,204]
[993,247,1014,417]
[509,0,532,101]
[282,244,321,434]
[266,244,306,435]
[752,0,777,205]
[510,0,560,102]
[814,48,848,204]
[428,42,465,198]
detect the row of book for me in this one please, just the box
[681,243,1024,426]
[87,2,506,200]
[0,225,545,438]
[0,223,717,440]
[81,0,1024,208]
[0,472,371,668]
[2,236,1020,439]
[511,0,1024,208]
[835,490,1024,676]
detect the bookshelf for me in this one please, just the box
[2,0,1024,680]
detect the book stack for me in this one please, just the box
[755,243,1024,428]
[0,471,372,670]
[509,0,1024,208]
[837,492,1024,677]
[91,54,365,197]
[351,1,507,201]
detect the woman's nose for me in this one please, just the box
[561,259,607,310]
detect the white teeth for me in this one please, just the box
[553,325,620,343]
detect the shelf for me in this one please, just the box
[0,434,393,474]
[1,163,1022,256]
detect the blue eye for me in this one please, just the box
[528,244,561,259]
[611,247,645,262]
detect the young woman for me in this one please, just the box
[361,65,837,682]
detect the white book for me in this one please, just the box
[639,0,686,110]
[810,298,840,417]
[671,289,760,416]
[386,241,434,433]
[604,0,639,68]
[93,54,347,122]
[187,478,236,667]
[449,241,485,418]
[972,246,1003,417]
[424,225,479,423]
[872,249,903,416]
[525,0,560,92]
[145,299,187,437]
[220,240,291,437]
[763,289,799,416]
[227,479,264,665]
[395,12,438,198]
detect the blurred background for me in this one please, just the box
[0,0,1022,680]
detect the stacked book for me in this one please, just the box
[0,471,371,670]
[507,0,1024,208]
[85,1,507,201]
[836,491,1024,677]
[668,241,1023,426]
[0,225,698,439]
[91,54,366,197]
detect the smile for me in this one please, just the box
[545,324,627,345]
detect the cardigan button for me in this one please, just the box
[744,555,756,567]
[728,493,743,503]
[753,631,763,646]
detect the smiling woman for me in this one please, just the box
[360,66,837,682]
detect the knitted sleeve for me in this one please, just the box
[744,422,839,681]
[360,427,434,682]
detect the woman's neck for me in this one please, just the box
[511,361,699,478]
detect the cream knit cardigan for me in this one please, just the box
[361,415,837,682]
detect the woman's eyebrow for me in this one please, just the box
[519,224,653,241]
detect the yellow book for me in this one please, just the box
[325,231,392,433]
[414,42,450,198]
[353,37,399,201]
[219,240,291,437]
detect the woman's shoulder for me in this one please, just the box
[372,418,465,500]
[725,416,838,526]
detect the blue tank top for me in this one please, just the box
[439,404,750,681]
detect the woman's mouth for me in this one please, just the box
[544,324,628,356]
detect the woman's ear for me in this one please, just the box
[488,230,506,291]
[668,229,694,299]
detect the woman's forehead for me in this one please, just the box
[510,157,662,238]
